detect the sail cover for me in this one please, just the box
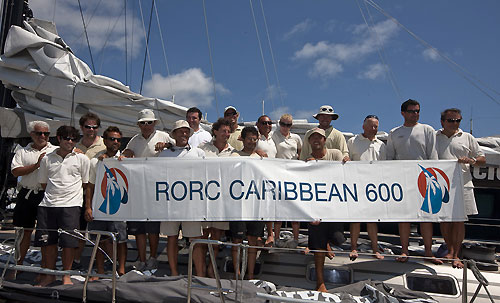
[0,18,188,138]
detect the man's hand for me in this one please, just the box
[310,220,321,226]
[342,155,350,163]
[84,207,94,222]
[255,149,268,158]
[155,142,173,152]
[36,152,46,167]
[97,153,109,161]
[73,148,84,154]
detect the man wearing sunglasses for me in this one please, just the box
[121,109,174,271]
[74,113,106,270]
[436,108,485,269]
[299,105,349,162]
[223,106,243,151]
[36,126,90,286]
[386,99,439,264]
[9,121,56,279]
[256,115,277,158]
[85,126,128,277]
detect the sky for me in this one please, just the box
[26,0,500,138]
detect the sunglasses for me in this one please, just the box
[320,107,334,113]
[34,131,50,136]
[106,137,122,142]
[405,109,420,114]
[279,121,292,127]
[260,121,273,126]
[139,121,154,125]
[62,137,77,142]
[444,118,462,123]
[224,111,237,117]
[84,125,99,130]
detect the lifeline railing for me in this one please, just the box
[0,227,119,303]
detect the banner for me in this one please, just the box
[92,158,465,222]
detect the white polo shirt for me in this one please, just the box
[436,129,484,187]
[157,145,206,158]
[272,131,302,159]
[199,141,235,157]
[38,149,90,207]
[257,132,277,158]
[125,130,173,158]
[386,123,438,160]
[347,134,386,161]
[188,128,212,148]
[11,142,56,190]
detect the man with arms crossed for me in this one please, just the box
[305,128,345,292]
[10,121,56,280]
[85,126,128,277]
[347,115,385,260]
[36,126,90,286]
[158,120,206,277]
[436,108,485,268]
[386,99,440,264]
[121,109,174,271]
[186,107,212,148]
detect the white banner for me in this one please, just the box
[92,158,465,222]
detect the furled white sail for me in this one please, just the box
[0,18,188,138]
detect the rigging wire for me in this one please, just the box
[52,0,57,23]
[249,0,274,112]
[355,0,402,101]
[153,0,175,99]
[259,0,285,109]
[202,0,219,117]
[129,1,135,89]
[69,0,103,47]
[124,0,128,86]
[97,4,126,74]
[138,0,155,95]
[364,0,500,106]
[77,0,96,74]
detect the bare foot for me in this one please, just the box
[452,259,464,269]
[424,255,443,265]
[395,253,409,263]
[62,275,73,285]
[88,276,99,281]
[264,236,274,247]
[373,251,384,260]
[36,275,56,287]
[316,283,328,293]
[349,250,358,261]
[326,244,335,259]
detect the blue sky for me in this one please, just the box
[28,0,500,137]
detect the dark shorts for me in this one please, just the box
[230,221,265,239]
[79,194,87,230]
[127,221,160,235]
[88,220,127,243]
[308,222,345,250]
[13,188,44,228]
[34,206,80,248]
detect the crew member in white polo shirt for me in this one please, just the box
[198,118,233,277]
[299,105,349,162]
[436,108,485,269]
[347,115,386,261]
[85,126,128,277]
[386,99,440,264]
[158,120,206,277]
[36,126,90,286]
[121,109,174,271]
[186,107,212,148]
[10,121,56,278]
[223,106,243,151]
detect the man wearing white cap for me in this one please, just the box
[223,106,243,151]
[299,105,349,162]
[158,120,206,277]
[121,109,174,271]
[305,127,345,292]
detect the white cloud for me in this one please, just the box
[283,19,314,40]
[29,0,142,57]
[143,68,230,108]
[269,106,291,120]
[358,63,386,80]
[309,58,343,78]
[422,48,440,61]
[294,110,315,121]
[293,19,399,80]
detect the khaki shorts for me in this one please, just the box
[160,221,203,237]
